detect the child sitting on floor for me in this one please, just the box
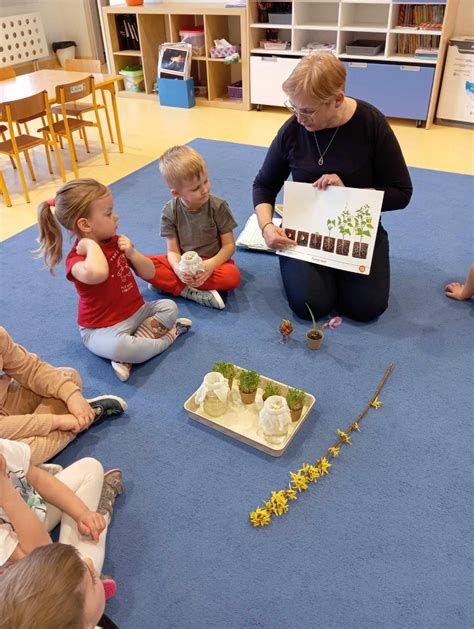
[0,543,118,628]
[0,439,122,598]
[36,179,192,382]
[0,326,126,465]
[445,264,474,301]
[148,145,240,309]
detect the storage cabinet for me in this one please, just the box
[102,3,250,110]
[248,0,460,127]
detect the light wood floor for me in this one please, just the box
[1,96,473,241]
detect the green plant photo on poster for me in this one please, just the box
[323,218,336,253]
[336,205,353,256]
[352,204,374,259]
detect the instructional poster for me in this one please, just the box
[277,182,384,275]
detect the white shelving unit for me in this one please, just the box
[248,0,460,127]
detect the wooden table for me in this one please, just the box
[0,69,124,153]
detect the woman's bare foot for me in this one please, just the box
[445,282,470,301]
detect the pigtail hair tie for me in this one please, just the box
[47,198,56,207]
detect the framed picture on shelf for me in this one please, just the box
[158,42,192,79]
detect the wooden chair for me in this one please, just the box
[0,66,47,137]
[0,91,66,205]
[39,75,109,178]
[50,58,114,144]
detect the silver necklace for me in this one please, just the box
[313,127,339,166]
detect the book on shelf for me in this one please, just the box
[415,47,439,59]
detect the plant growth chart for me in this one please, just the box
[278,182,384,275]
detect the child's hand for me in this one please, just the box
[67,391,95,425]
[190,260,214,287]
[51,414,86,433]
[118,235,135,259]
[77,510,106,542]
[76,238,97,256]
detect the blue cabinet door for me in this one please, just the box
[344,62,435,120]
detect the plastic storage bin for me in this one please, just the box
[268,13,292,25]
[159,78,195,108]
[179,27,205,56]
[345,40,385,56]
[228,81,243,100]
[119,66,145,92]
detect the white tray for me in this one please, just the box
[184,367,316,456]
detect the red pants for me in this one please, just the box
[147,255,241,296]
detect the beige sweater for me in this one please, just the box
[0,327,80,437]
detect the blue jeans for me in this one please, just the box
[79,299,178,363]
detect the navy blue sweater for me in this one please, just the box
[253,100,413,213]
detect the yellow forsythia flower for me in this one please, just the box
[290,471,309,492]
[269,490,289,516]
[352,422,361,432]
[316,457,332,475]
[337,429,352,446]
[300,463,320,481]
[249,507,271,527]
[371,398,381,409]
[328,446,340,458]
[285,487,298,501]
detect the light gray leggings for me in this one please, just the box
[79,299,178,363]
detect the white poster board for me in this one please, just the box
[277,182,384,275]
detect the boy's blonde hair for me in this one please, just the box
[282,53,346,105]
[0,544,87,629]
[36,178,109,273]
[159,145,206,190]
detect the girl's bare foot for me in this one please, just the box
[445,282,469,301]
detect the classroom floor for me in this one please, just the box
[0,95,473,241]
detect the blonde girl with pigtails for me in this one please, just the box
[37,179,192,382]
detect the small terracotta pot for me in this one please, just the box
[290,407,303,422]
[307,329,324,350]
[126,0,144,6]
[240,390,257,404]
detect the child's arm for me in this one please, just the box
[118,235,155,281]
[193,232,236,286]
[0,455,52,562]
[26,465,106,542]
[71,238,109,285]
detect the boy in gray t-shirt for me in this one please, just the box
[148,146,240,309]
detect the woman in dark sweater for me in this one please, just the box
[253,53,412,322]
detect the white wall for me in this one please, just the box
[0,0,100,58]
[453,0,474,37]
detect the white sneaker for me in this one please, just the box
[180,287,225,309]
[111,361,132,382]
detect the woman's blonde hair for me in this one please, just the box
[282,53,346,105]
[36,178,109,273]
[0,544,87,629]
[159,145,206,190]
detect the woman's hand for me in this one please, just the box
[313,174,345,190]
[77,509,106,542]
[67,390,95,426]
[118,235,135,259]
[0,454,7,479]
[263,224,296,250]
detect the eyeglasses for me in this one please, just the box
[283,98,325,119]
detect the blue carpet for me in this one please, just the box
[1,139,473,629]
